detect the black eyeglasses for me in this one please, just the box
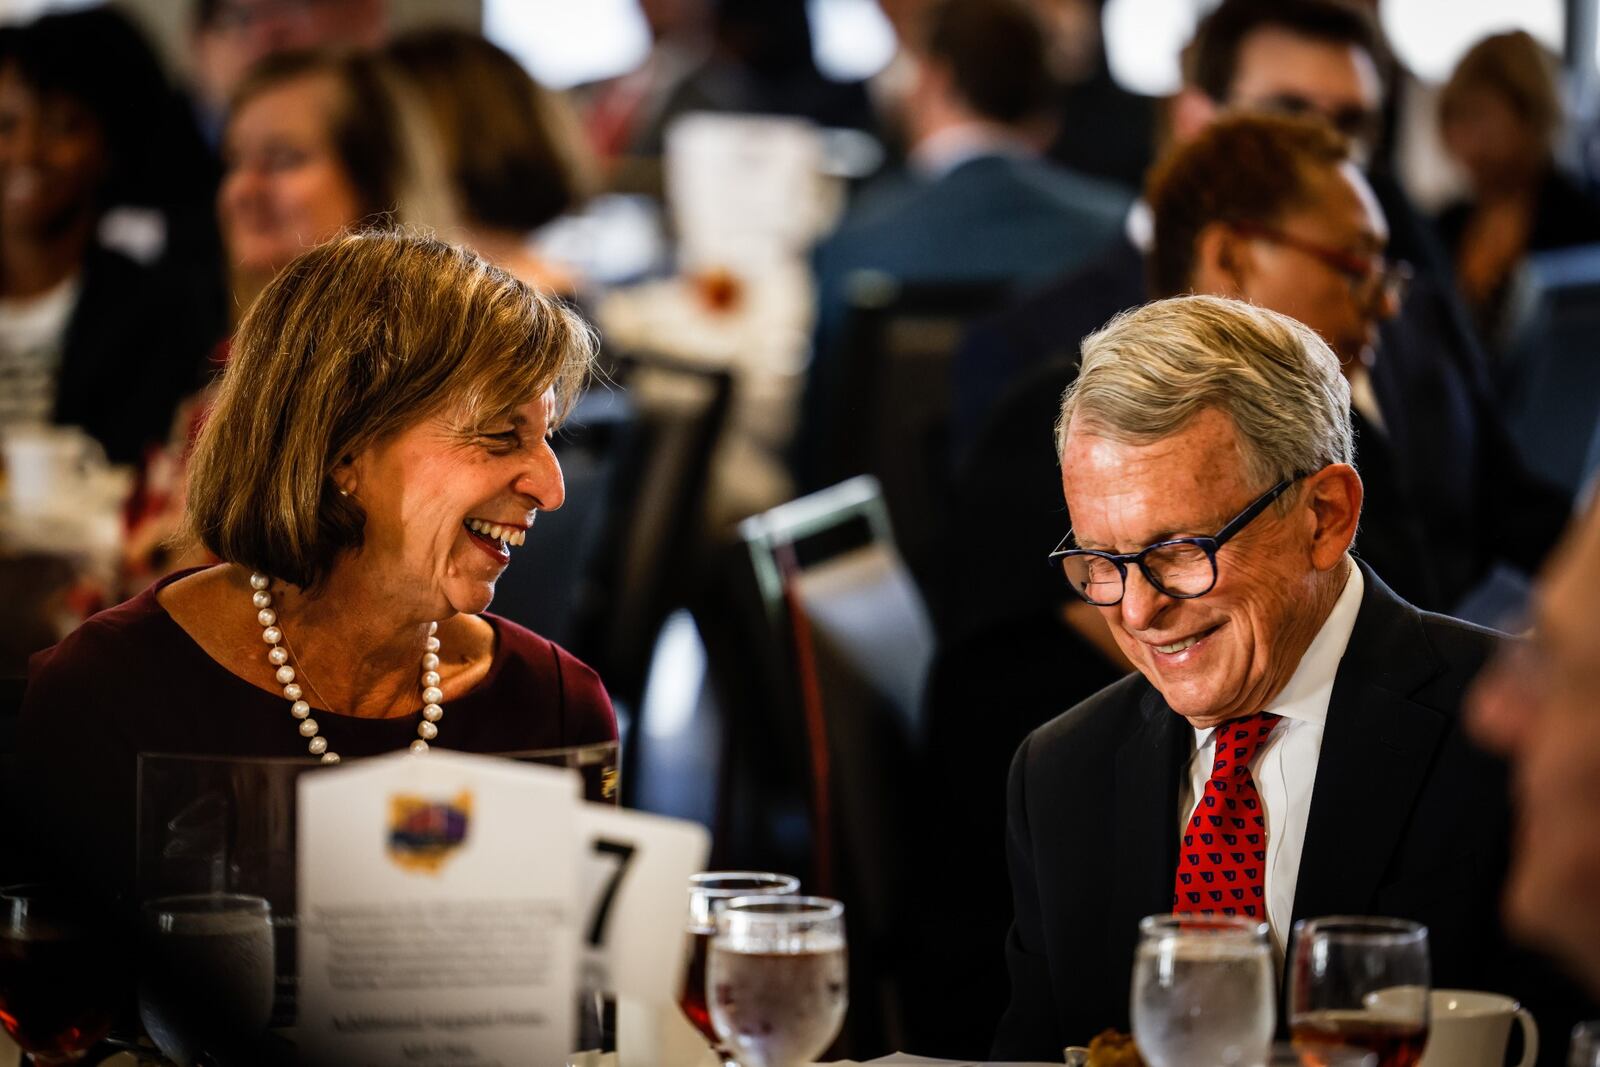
[1047,474,1307,606]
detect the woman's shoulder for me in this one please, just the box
[30,575,180,682]
[482,614,615,739]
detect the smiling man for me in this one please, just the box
[990,295,1579,1059]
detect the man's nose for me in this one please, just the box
[1119,566,1170,631]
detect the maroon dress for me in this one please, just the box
[10,567,617,901]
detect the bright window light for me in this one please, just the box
[484,0,652,91]
[1382,0,1563,84]
[1103,0,1209,97]
[810,0,898,82]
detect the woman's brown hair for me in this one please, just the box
[1440,31,1563,156]
[185,230,595,589]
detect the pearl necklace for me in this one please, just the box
[250,573,443,763]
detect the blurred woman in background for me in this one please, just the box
[385,28,594,295]
[1437,30,1600,345]
[0,8,218,465]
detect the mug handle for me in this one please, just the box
[1512,1005,1540,1067]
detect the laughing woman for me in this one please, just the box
[11,231,615,898]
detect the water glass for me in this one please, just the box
[708,895,847,1067]
[1131,913,1275,1067]
[139,894,275,1067]
[1289,916,1430,1067]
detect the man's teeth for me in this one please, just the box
[464,518,525,547]
[1155,635,1201,654]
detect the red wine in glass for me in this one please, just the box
[0,885,117,1066]
[1292,1009,1429,1067]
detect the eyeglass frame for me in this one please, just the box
[1046,472,1309,606]
[1229,220,1413,309]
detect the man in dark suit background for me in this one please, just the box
[991,295,1585,1063]
[798,0,1130,488]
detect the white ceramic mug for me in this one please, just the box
[1421,989,1538,1067]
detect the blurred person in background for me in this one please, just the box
[576,0,712,167]
[124,48,452,580]
[1436,31,1600,348]
[0,8,218,466]
[798,0,1130,488]
[386,28,595,296]
[1036,0,1158,193]
[1472,498,1600,1001]
[189,0,388,146]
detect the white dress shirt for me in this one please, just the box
[1175,563,1364,957]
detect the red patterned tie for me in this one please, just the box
[1173,711,1281,920]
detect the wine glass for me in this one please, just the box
[138,894,275,1067]
[1269,1042,1377,1065]
[0,884,119,1065]
[1130,913,1275,1067]
[707,895,847,1067]
[681,872,801,1060]
[1289,916,1430,1067]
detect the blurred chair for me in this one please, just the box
[722,475,935,1054]
[807,274,1011,612]
[1498,243,1600,495]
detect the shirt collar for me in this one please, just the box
[909,121,1033,180]
[1192,561,1364,749]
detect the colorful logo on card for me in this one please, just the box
[386,790,472,874]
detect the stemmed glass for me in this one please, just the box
[0,884,119,1065]
[681,872,800,1061]
[138,894,275,1067]
[1289,917,1431,1067]
[707,895,848,1067]
[1130,913,1276,1067]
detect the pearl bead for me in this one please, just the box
[253,590,272,610]
[422,653,440,671]
[429,621,438,635]
[250,573,270,590]
[308,736,328,755]
[422,703,443,722]
[422,686,443,705]
[275,665,296,685]
[422,671,441,688]
[418,720,438,740]
[299,719,319,738]
[262,626,282,645]
[257,608,277,628]
[410,739,430,754]
[291,700,310,719]
[321,752,341,764]
[284,683,303,701]
[268,646,289,666]
[425,636,441,653]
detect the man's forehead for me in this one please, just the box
[1228,25,1382,111]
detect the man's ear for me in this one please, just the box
[1303,463,1363,570]
[1192,221,1252,298]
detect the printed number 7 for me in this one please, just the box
[588,838,637,946]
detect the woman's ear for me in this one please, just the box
[1192,221,1253,298]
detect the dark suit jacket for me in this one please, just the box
[991,565,1587,1062]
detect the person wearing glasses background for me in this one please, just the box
[991,294,1591,1062]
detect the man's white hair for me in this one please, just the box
[1057,295,1353,490]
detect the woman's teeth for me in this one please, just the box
[464,518,525,547]
[1155,634,1202,654]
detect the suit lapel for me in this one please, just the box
[1289,566,1450,924]
[1112,687,1189,955]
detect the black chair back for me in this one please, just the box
[818,276,1012,602]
